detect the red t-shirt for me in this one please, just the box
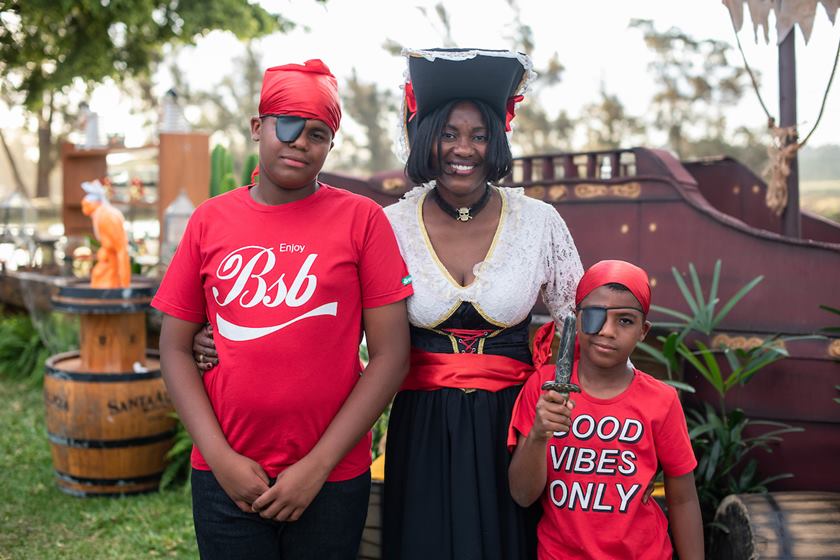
[152,185,413,481]
[508,365,697,560]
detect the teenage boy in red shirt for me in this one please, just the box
[508,260,703,559]
[153,60,413,560]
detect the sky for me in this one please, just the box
[144,0,840,149]
[4,0,840,152]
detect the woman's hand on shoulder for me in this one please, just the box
[192,323,219,371]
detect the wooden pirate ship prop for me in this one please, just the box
[321,146,840,494]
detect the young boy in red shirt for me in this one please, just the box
[508,260,703,559]
[153,60,413,559]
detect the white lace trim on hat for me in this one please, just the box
[392,48,538,163]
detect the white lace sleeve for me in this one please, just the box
[541,208,583,324]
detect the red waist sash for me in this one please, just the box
[400,321,557,392]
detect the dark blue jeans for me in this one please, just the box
[191,468,371,560]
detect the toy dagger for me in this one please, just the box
[541,314,581,394]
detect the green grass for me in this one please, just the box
[0,378,197,560]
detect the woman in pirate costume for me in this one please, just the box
[382,48,583,560]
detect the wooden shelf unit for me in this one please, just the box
[61,133,210,237]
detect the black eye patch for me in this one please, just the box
[578,306,645,334]
[261,115,307,142]
[274,115,306,142]
[580,307,608,334]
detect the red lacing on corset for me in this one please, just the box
[442,328,493,354]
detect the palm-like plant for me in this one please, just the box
[678,338,803,519]
[637,260,807,524]
[637,259,761,385]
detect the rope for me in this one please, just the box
[800,35,840,147]
[730,21,840,214]
[730,15,774,123]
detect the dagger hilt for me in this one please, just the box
[540,380,581,394]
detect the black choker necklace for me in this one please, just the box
[432,185,492,222]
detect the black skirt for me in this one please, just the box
[383,385,539,560]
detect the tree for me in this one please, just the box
[631,19,750,158]
[502,1,574,155]
[580,85,647,151]
[339,70,400,173]
[0,0,295,198]
[171,41,264,177]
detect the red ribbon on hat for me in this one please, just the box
[405,84,523,132]
[405,82,418,122]
[505,94,524,132]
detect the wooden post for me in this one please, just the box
[157,132,210,224]
[779,26,802,238]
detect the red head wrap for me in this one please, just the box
[575,260,651,314]
[258,59,341,135]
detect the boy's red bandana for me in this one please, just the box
[575,260,651,313]
[259,59,341,134]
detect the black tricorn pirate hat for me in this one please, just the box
[397,48,533,161]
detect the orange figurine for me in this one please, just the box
[81,180,131,288]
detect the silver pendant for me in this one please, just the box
[457,208,472,221]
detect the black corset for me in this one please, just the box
[410,302,533,365]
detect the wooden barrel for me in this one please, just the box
[51,282,154,315]
[43,351,176,496]
[358,480,383,560]
[711,492,840,559]
[52,281,154,372]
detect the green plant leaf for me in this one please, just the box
[650,304,693,323]
[636,342,663,361]
[662,379,696,393]
[754,473,794,487]
[708,260,722,315]
[653,321,695,330]
[696,340,722,375]
[677,343,721,394]
[636,341,669,370]
[722,346,740,372]
[688,263,708,325]
[738,457,757,488]
[689,423,716,439]
[712,275,763,326]
[705,439,722,481]
[672,266,701,319]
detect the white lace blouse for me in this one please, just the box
[384,184,583,330]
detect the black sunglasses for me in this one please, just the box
[578,306,645,334]
[260,114,307,142]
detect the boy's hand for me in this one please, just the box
[529,390,574,442]
[251,456,330,522]
[212,451,270,513]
